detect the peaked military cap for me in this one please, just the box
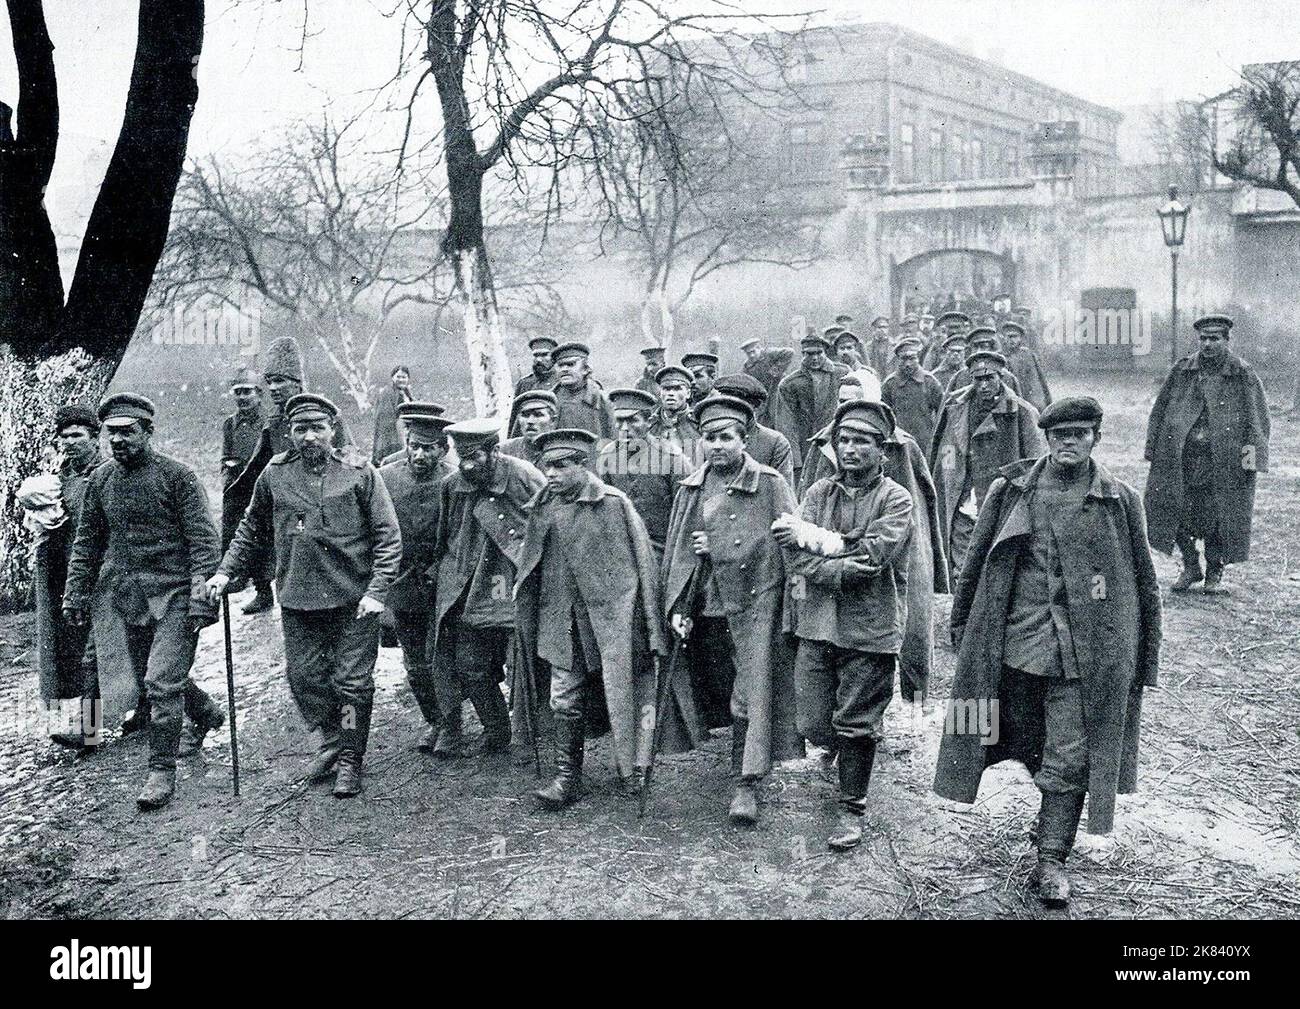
[514,389,559,413]
[284,393,339,424]
[712,373,768,408]
[1192,314,1233,334]
[551,341,591,362]
[834,399,895,440]
[528,336,559,352]
[655,364,693,387]
[98,393,156,428]
[693,394,754,432]
[609,388,659,416]
[534,428,599,463]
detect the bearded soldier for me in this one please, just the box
[776,400,913,851]
[935,398,1162,907]
[774,332,850,484]
[713,373,796,490]
[740,337,796,426]
[597,388,690,557]
[660,395,803,825]
[931,350,1044,578]
[551,342,617,439]
[515,429,667,809]
[378,403,455,751]
[428,418,545,758]
[649,364,702,464]
[1144,314,1270,594]
[209,394,401,799]
[64,395,225,810]
[501,389,558,470]
[508,336,559,435]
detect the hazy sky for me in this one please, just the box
[1,0,1295,237]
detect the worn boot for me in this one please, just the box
[468,680,511,754]
[1172,535,1203,592]
[408,664,442,751]
[535,714,584,810]
[828,737,876,851]
[305,720,344,781]
[137,770,176,810]
[432,705,466,759]
[728,719,759,825]
[241,584,275,615]
[1203,539,1227,594]
[138,719,182,811]
[332,749,363,798]
[177,697,226,758]
[1032,790,1086,907]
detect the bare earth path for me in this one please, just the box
[1,373,1297,919]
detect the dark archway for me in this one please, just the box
[889,248,1017,321]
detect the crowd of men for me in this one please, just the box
[17,303,1272,909]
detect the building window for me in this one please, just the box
[929,126,944,182]
[899,122,915,182]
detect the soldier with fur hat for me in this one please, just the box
[65,395,226,810]
[775,399,914,851]
[209,393,402,799]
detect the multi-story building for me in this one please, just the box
[759,22,1123,208]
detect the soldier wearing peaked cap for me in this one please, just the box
[928,332,968,390]
[597,388,691,557]
[937,396,1162,908]
[378,403,455,751]
[550,341,617,440]
[209,392,402,799]
[636,346,666,396]
[64,394,226,810]
[1001,320,1052,412]
[1144,313,1270,594]
[220,365,269,604]
[882,338,945,453]
[426,417,545,759]
[712,373,795,489]
[681,351,720,406]
[930,351,1043,578]
[833,330,868,372]
[741,337,796,427]
[940,328,1022,399]
[775,399,914,851]
[774,334,849,482]
[649,364,702,465]
[516,336,559,398]
[514,428,667,810]
[501,389,558,470]
[222,337,351,616]
[658,395,804,826]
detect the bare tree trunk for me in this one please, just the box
[455,246,513,422]
[0,0,204,609]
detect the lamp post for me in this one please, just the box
[1156,184,1191,366]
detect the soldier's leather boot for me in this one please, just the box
[1203,543,1227,594]
[728,718,758,825]
[120,694,151,735]
[432,706,466,759]
[332,750,363,798]
[136,770,176,811]
[468,680,511,754]
[535,713,584,810]
[408,664,442,751]
[1033,790,1086,908]
[305,724,344,781]
[828,737,876,851]
[1172,535,1203,592]
[177,699,226,758]
[241,585,275,615]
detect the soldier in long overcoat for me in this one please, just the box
[713,373,796,490]
[774,333,849,481]
[740,338,796,427]
[1143,314,1270,593]
[934,398,1162,907]
[515,429,668,810]
[660,395,804,826]
[931,351,1044,579]
[550,341,617,439]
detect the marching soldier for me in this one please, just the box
[1143,314,1270,593]
[597,389,691,556]
[867,316,893,377]
[928,333,968,400]
[935,398,1162,907]
[551,342,617,439]
[660,395,803,825]
[636,346,666,395]
[882,338,945,451]
[222,336,351,616]
[931,350,1044,578]
[941,327,1022,398]
[378,402,455,751]
[740,337,795,426]
[64,395,225,810]
[208,393,401,799]
[649,364,702,464]
[515,429,668,810]
[923,310,971,369]
[428,418,544,758]
[1001,321,1052,412]
[776,399,914,851]
[833,330,868,372]
[712,373,796,490]
[501,389,558,470]
[220,366,272,610]
[681,351,719,406]
[509,336,559,435]
[774,332,850,485]
[18,404,103,748]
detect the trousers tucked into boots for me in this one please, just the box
[1036,790,1086,864]
[535,712,584,809]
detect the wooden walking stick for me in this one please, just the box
[640,569,698,818]
[221,593,241,797]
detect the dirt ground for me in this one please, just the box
[1,372,1297,920]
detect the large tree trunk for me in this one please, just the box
[0,0,204,609]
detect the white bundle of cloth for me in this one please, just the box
[771,512,847,556]
[17,473,67,533]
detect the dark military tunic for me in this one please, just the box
[649,406,702,467]
[500,435,544,470]
[742,347,796,427]
[553,380,617,440]
[595,434,689,552]
[379,457,455,614]
[882,369,946,452]
[773,359,849,473]
[221,405,264,489]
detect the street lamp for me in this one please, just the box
[1156,184,1191,366]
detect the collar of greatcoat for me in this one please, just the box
[448,460,510,496]
[987,456,1121,552]
[679,452,763,493]
[1177,350,1245,376]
